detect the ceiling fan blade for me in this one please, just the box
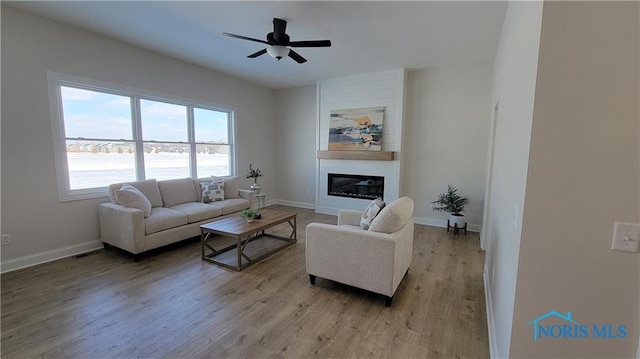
[247,49,267,58]
[288,40,332,48]
[222,32,269,45]
[288,49,307,64]
[273,18,287,42]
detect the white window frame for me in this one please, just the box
[47,72,237,202]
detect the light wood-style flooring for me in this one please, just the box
[1,205,488,358]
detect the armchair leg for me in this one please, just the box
[385,296,393,307]
[309,275,316,285]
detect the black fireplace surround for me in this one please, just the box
[327,173,384,200]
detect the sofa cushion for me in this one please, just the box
[144,207,188,235]
[360,198,385,230]
[368,197,414,234]
[158,178,198,207]
[220,176,240,199]
[171,202,223,223]
[115,184,152,218]
[109,179,163,208]
[219,198,250,215]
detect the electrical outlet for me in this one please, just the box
[611,222,640,253]
[1,234,12,246]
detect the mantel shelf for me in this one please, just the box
[317,151,396,161]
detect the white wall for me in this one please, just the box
[484,1,543,357]
[404,65,493,231]
[271,65,494,227]
[511,2,639,357]
[274,85,317,208]
[0,6,276,270]
[316,69,406,214]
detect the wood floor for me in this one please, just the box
[1,205,489,359]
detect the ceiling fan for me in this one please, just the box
[222,18,331,64]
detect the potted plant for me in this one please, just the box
[432,184,469,227]
[246,164,263,193]
[241,209,260,223]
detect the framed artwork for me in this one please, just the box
[328,107,384,151]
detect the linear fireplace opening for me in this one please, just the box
[328,173,384,200]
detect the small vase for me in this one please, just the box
[250,179,261,194]
[246,217,254,223]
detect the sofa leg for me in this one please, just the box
[103,242,111,250]
[309,275,316,285]
[385,296,393,307]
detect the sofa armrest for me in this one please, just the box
[306,222,411,297]
[238,189,255,208]
[99,202,145,254]
[337,210,363,226]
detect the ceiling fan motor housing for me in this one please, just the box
[267,32,290,45]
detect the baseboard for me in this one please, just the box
[272,199,315,210]
[412,216,482,233]
[315,206,340,216]
[484,272,498,359]
[0,240,103,274]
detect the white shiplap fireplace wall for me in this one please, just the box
[316,69,406,215]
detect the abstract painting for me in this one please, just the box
[328,107,384,151]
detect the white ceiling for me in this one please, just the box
[7,1,507,90]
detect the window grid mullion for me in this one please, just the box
[228,111,236,176]
[132,96,146,180]
[188,106,197,178]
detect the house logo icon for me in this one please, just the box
[527,311,576,341]
[527,310,627,341]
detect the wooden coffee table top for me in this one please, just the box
[200,209,296,237]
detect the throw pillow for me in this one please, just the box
[360,198,385,230]
[201,181,225,202]
[200,182,214,203]
[115,183,152,218]
[368,197,415,233]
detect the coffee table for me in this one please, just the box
[200,209,297,271]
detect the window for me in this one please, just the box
[48,72,235,201]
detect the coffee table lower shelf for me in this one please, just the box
[200,210,296,271]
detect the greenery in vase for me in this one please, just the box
[246,164,263,183]
[432,184,469,215]
[241,209,260,219]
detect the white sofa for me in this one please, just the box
[305,197,414,307]
[99,176,254,261]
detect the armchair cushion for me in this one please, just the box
[369,197,414,234]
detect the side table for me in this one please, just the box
[254,192,266,209]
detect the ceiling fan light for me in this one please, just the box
[267,45,290,60]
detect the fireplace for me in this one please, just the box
[327,173,384,200]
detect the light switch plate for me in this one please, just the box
[611,222,640,253]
